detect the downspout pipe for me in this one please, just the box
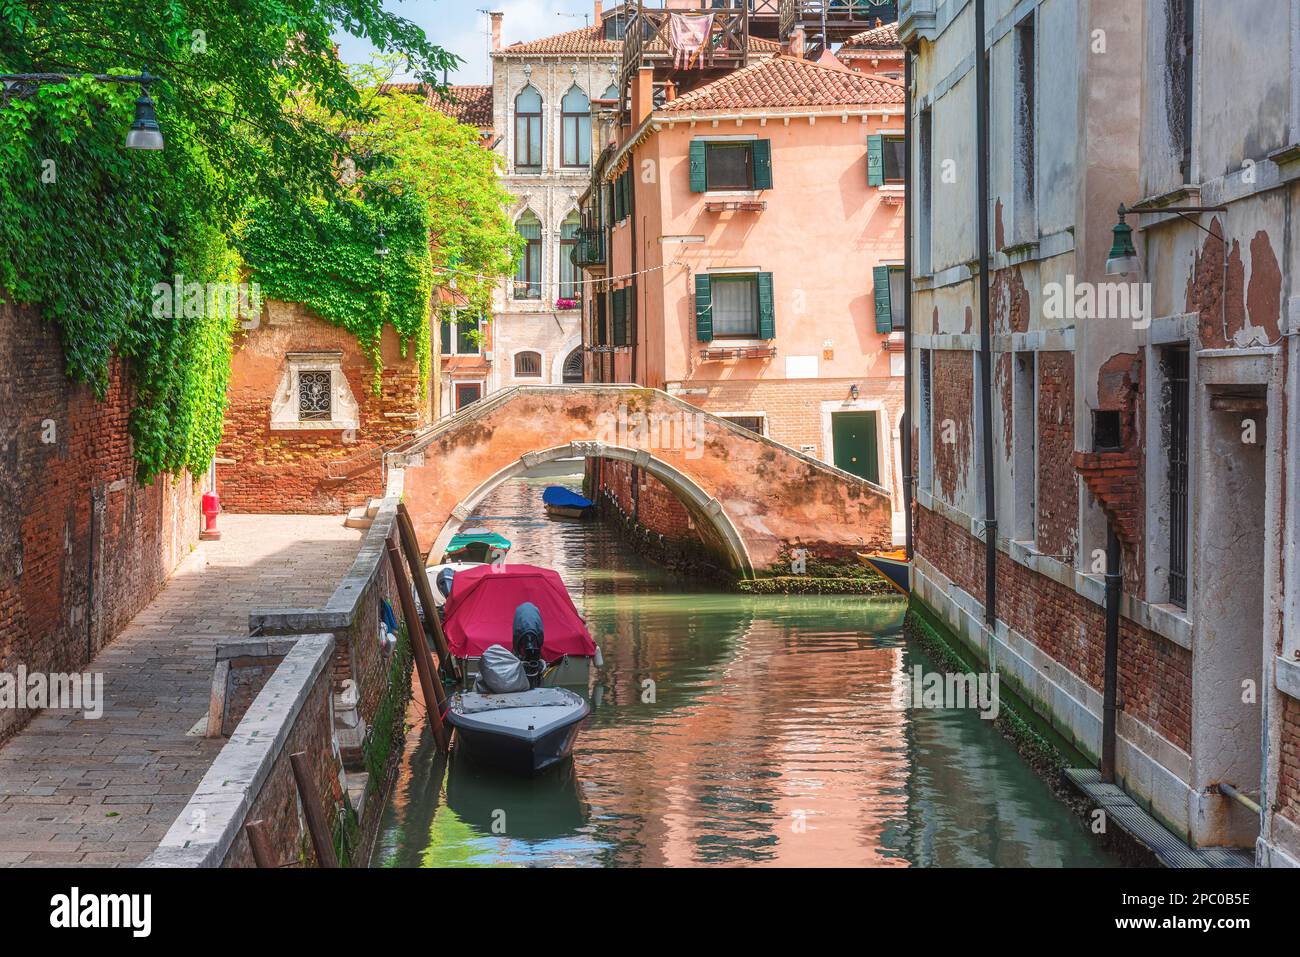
[902,42,915,561]
[1100,524,1122,782]
[974,0,998,624]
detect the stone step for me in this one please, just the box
[365,498,384,519]
[344,506,373,530]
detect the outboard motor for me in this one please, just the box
[512,602,546,687]
[435,567,456,600]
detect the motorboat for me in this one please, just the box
[442,527,511,564]
[444,603,591,775]
[542,485,594,519]
[441,563,600,686]
[857,548,911,595]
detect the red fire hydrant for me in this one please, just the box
[201,490,222,541]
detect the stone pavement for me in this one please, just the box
[0,514,363,867]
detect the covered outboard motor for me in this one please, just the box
[435,567,456,599]
[475,644,530,693]
[512,602,545,687]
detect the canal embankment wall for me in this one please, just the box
[0,300,204,747]
[144,497,413,867]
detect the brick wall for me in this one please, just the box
[915,505,1192,751]
[221,659,342,868]
[1280,695,1300,830]
[1037,351,1078,558]
[597,458,699,541]
[0,301,201,745]
[217,302,428,514]
[930,351,975,506]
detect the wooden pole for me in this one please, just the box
[245,819,277,868]
[289,752,339,868]
[396,503,459,679]
[386,538,449,753]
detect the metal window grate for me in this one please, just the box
[298,371,332,421]
[1166,348,1190,607]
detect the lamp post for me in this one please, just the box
[1,70,165,151]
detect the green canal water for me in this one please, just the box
[372,473,1121,868]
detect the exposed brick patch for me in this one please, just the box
[1246,230,1282,344]
[991,264,1030,335]
[930,350,973,504]
[916,505,1191,751]
[1280,695,1300,828]
[1037,351,1077,559]
[1072,451,1141,550]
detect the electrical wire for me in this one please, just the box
[433,259,687,292]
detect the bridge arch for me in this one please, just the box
[428,443,754,577]
[389,385,894,578]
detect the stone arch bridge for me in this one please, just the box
[387,386,893,578]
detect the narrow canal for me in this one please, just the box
[372,471,1121,867]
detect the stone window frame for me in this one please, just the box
[270,352,360,432]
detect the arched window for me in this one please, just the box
[514,85,542,171]
[514,351,542,377]
[558,211,581,302]
[515,210,542,299]
[603,84,619,101]
[562,348,584,384]
[560,85,591,168]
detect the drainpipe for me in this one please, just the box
[902,42,915,561]
[974,0,998,624]
[1100,524,1122,782]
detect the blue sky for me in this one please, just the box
[335,0,604,84]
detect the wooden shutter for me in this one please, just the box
[873,264,892,332]
[757,272,775,339]
[866,134,884,186]
[689,140,707,192]
[625,284,636,346]
[694,274,713,342]
[612,288,627,345]
[751,139,773,190]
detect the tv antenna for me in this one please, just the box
[477,8,494,83]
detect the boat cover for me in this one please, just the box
[443,564,597,660]
[446,528,512,555]
[477,644,530,693]
[542,486,593,509]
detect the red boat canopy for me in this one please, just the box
[441,564,596,660]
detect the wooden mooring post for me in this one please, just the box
[244,819,278,868]
[385,537,450,753]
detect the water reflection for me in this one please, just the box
[372,473,1119,868]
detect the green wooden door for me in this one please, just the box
[832,411,879,483]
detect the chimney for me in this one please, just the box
[664,80,676,103]
[594,1,604,23]
[490,11,503,52]
[633,66,654,125]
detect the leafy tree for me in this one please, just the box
[0,1,457,479]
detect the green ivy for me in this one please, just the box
[240,192,433,393]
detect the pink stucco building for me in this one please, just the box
[579,51,908,542]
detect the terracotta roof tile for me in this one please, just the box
[498,25,622,56]
[658,55,903,113]
[378,83,494,130]
[840,21,901,50]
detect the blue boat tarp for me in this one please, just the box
[543,486,593,509]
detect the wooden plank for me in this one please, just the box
[245,819,278,868]
[396,502,459,679]
[385,537,449,753]
[289,752,339,868]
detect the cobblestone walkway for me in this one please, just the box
[0,515,363,867]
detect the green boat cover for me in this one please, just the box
[446,528,512,554]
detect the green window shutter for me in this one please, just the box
[625,285,636,346]
[613,177,624,221]
[694,274,713,342]
[757,272,775,339]
[866,134,884,186]
[873,264,892,333]
[689,140,707,192]
[751,140,773,190]
[612,288,626,345]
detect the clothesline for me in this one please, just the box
[433,260,688,292]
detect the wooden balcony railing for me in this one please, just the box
[780,0,898,38]
[619,2,751,99]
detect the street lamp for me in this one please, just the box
[0,70,164,151]
[1105,205,1140,275]
[374,226,390,259]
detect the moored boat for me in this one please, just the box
[542,485,593,519]
[443,527,511,564]
[857,548,911,595]
[445,686,590,775]
[441,563,600,686]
